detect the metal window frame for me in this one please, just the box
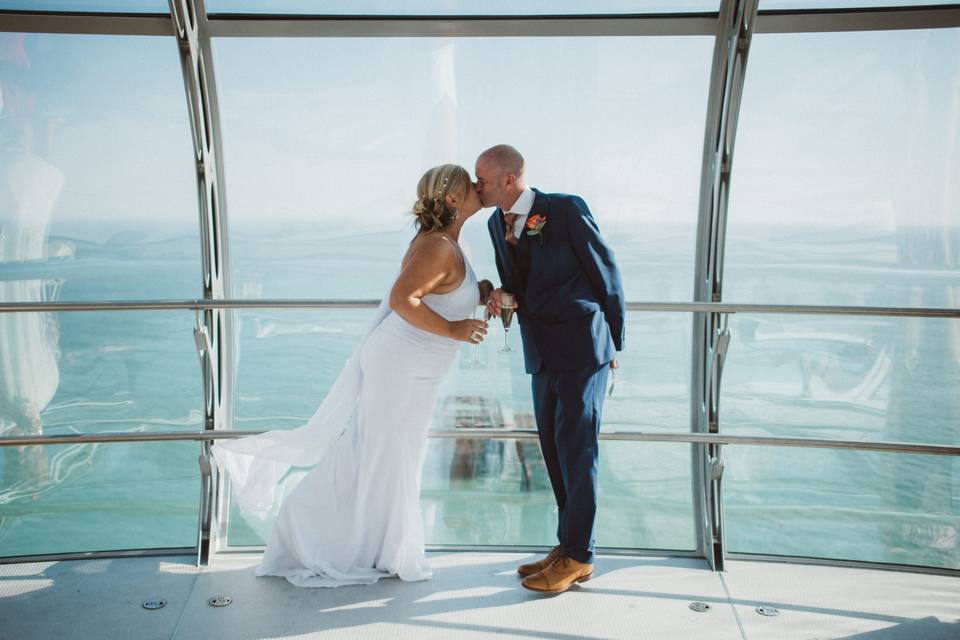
[3,427,959,456]
[167,0,233,566]
[4,5,960,36]
[1,299,957,316]
[0,3,958,575]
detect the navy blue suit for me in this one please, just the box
[488,188,625,564]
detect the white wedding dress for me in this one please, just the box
[211,237,478,587]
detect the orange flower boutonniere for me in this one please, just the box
[526,214,547,244]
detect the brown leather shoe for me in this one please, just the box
[517,546,562,577]
[521,555,593,594]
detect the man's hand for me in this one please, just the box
[486,288,516,319]
[611,359,619,370]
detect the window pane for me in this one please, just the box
[0,1,167,10]
[721,315,959,569]
[207,1,720,15]
[229,440,696,550]
[722,315,960,447]
[0,441,198,556]
[0,310,202,441]
[215,36,712,303]
[725,29,960,308]
[226,309,695,548]
[0,33,199,303]
[423,441,695,549]
[726,446,959,569]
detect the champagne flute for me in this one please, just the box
[499,292,517,353]
[469,305,487,366]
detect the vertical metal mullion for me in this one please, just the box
[195,0,235,558]
[170,0,227,567]
[691,0,757,572]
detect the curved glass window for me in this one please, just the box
[721,313,959,568]
[226,309,695,548]
[726,446,959,569]
[1,315,200,556]
[216,34,711,550]
[215,35,712,302]
[0,308,201,440]
[725,28,960,308]
[0,441,198,556]
[0,34,199,303]
[722,315,960,446]
[207,1,720,15]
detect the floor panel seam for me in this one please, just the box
[719,572,749,640]
[169,565,202,640]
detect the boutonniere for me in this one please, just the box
[525,214,547,244]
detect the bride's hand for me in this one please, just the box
[449,319,488,344]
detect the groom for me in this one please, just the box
[477,145,625,594]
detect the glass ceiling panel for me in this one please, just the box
[0,1,168,11]
[206,1,720,15]
[760,1,958,8]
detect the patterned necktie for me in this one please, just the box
[503,212,519,246]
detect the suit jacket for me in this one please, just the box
[488,188,625,374]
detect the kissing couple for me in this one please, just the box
[212,144,625,595]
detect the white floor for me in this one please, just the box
[1,552,957,640]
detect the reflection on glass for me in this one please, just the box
[726,446,959,569]
[723,316,960,446]
[231,440,696,550]
[0,442,198,556]
[0,309,202,546]
[421,441,694,549]
[722,316,960,567]
[0,33,198,304]
[0,34,65,490]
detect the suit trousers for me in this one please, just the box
[531,362,610,564]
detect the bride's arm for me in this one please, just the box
[388,238,488,344]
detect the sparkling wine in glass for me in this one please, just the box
[500,292,517,353]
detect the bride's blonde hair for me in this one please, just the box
[412,164,470,233]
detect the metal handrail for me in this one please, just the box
[1,428,956,457]
[0,298,957,318]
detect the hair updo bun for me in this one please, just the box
[412,164,470,233]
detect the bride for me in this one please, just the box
[212,164,491,587]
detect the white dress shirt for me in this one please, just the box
[504,187,535,240]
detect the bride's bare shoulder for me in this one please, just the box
[402,232,456,266]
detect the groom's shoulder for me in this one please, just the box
[538,190,590,216]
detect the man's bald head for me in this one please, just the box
[478,144,525,178]
[475,144,526,209]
